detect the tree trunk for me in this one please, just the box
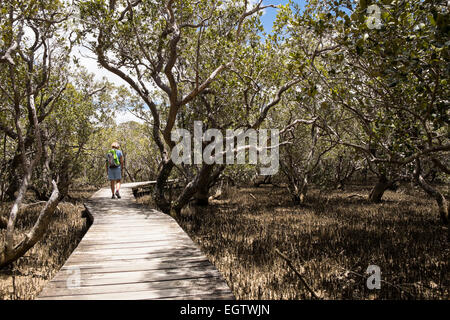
[418,176,449,224]
[4,135,35,201]
[194,164,224,205]
[4,157,22,201]
[57,158,72,201]
[280,160,301,204]
[414,160,448,224]
[369,175,392,203]
[172,164,215,215]
[154,158,174,214]
[4,163,34,254]
[290,177,308,204]
[286,175,308,205]
[298,177,308,204]
[0,181,59,267]
[194,186,209,206]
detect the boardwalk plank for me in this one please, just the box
[39,288,233,300]
[39,276,231,298]
[56,261,216,277]
[60,257,210,272]
[63,247,207,263]
[76,239,196,249]
[50,265,223,284]
[64,252,207,264]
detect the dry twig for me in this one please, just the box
[275,248,322,299]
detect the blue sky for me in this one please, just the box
[260,0,306,33]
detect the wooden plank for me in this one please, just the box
[86,222,182,229]
[76,238,193,249]
[39,276,230,298]
[80,232,188,240]
[84,225,171,229]
[85,224,181,230]
[37,182,233,300]
[81,227,183,235]
[61,255,210,271]
[86,222,176,227]
[90,215,172,221]
[48,268,223,287]
[58,260,212,275]
[64,251,207,264]
[81,229,185,236]
[69,242,197,256]
[39,288,233,300]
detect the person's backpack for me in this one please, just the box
[107,149,120,168]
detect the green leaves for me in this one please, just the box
[277,0,449,178]
[428,13,436,27]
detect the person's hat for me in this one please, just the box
[111,142,120,149]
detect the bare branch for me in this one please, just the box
[0,19,24,65]
[275,248,322,300]
[118,0,142,21]
[252,78,302,129]
[280,118,318,134]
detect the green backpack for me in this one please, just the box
[107,149,120,168]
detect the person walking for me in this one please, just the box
[106,142,124,199]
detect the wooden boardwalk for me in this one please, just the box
[37,182,234,300]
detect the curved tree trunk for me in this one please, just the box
[369,175,392,203]
[414,160,448,224]
[418,176,449,224]
[172,164,215,216]
[0,181,59,268]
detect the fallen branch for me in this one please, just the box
[19,201,47,210]
[274,248,322,299]
[346,194,365,199]
[208,188,222,201]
